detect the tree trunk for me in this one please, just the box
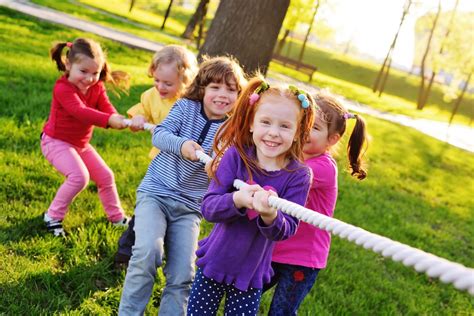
[199,0,290,75]
[448,72,471,126]
[373,0,411,94]
[276,29,290,55]
[129,0,136,12]
[418,0,459,110]
[417,0,441,110]
[298,1,319,63]
[161,0,174,30]
[378,57,393,97]
[182,0,210,39]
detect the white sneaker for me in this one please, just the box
[44,213,66,237]
[113,216,130,227]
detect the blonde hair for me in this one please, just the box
[148,45,198,96]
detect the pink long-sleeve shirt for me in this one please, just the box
[272,152,338,269]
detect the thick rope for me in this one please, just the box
[196,150,474,295]
[123,119,156,131]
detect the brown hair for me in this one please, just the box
[314,91,368,180]
[183,55,247,102]
[50,38,129,94]
[148,45,198,97]
[209,76,316,182]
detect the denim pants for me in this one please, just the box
[119,192,202,316]
[265,262,320,316]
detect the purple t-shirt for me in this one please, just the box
[195,146,311,291]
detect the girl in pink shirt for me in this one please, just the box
[41,38,130,237]
[266,91,369,315]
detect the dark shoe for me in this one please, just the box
[114,252,131,270]
[44,213,66,237]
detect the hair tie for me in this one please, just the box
[249,81,269,106]
[288,85,312,109]
[66,42,73,48]
[343,112,356,120]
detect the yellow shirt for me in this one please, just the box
[127,87,176,159]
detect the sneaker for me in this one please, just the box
[44,213,66,237]
[112,216,130,227]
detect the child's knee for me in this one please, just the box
[95,166,115,186]
[68,170,90,190]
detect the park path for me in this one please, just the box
[2,0,473,153]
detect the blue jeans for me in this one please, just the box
[119,192,202,316]
[265,262,320,316]
[187,268,262,316]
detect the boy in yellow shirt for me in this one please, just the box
[128,45,198,158]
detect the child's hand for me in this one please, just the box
[181,140,203,161]
[129,115,147,132]
[233,184,262,209]
[108,114,127,129]
[253,189,278,225]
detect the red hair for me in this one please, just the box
[210,76,315,182]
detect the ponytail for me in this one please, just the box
[50,42,69,71]
[347,114,368,180]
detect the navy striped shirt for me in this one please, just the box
[137,98,226,211]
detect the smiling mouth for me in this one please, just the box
[214,101,228,107]
[263,140,280,148]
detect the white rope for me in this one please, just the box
[195,150,474,295]
[123,118,156,131]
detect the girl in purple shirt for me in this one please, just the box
[187,77,316,316]
[267,91,369,315]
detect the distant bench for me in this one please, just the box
[271,54,318,82]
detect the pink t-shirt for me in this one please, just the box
[272,152,338,268]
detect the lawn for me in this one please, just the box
[0,5,473,315]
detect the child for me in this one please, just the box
[186,77,316,316]
[118,56,247,316]
[114,45,198,268]
[41,38,130,237]
[266,91,369,315]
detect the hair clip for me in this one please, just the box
[66,42,73,48]
[289,85,310,109]
[343,112,356,120]
[249,81,269,106]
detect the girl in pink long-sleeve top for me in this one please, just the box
[266,91,369,315]
[41,38,130,237]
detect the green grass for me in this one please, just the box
[1,5,473,315]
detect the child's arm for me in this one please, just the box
[55,82,116,128]
[257,166,312,241]
[201,147,261,223]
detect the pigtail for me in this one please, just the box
[50,42,69,72]
[101,61,130,96]
[347,114,368,180]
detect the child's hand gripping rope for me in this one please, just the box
[123,118,156,132]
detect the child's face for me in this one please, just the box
[66,56,101,93]
[303,113,330,159]
[153,62,181,100]
[203,81,238,120]
[250,94,299,169]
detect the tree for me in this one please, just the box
[373,0,412,96]
[199,0,290,75]
[129,0,136,12]
[298,1,320,63]
[418,0,459,110]
[161,0,174,30]
[416,0,441,110]
[182,0,211,40]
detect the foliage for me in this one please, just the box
[1,5,473,315]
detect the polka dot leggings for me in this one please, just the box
[187,267,262,316]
